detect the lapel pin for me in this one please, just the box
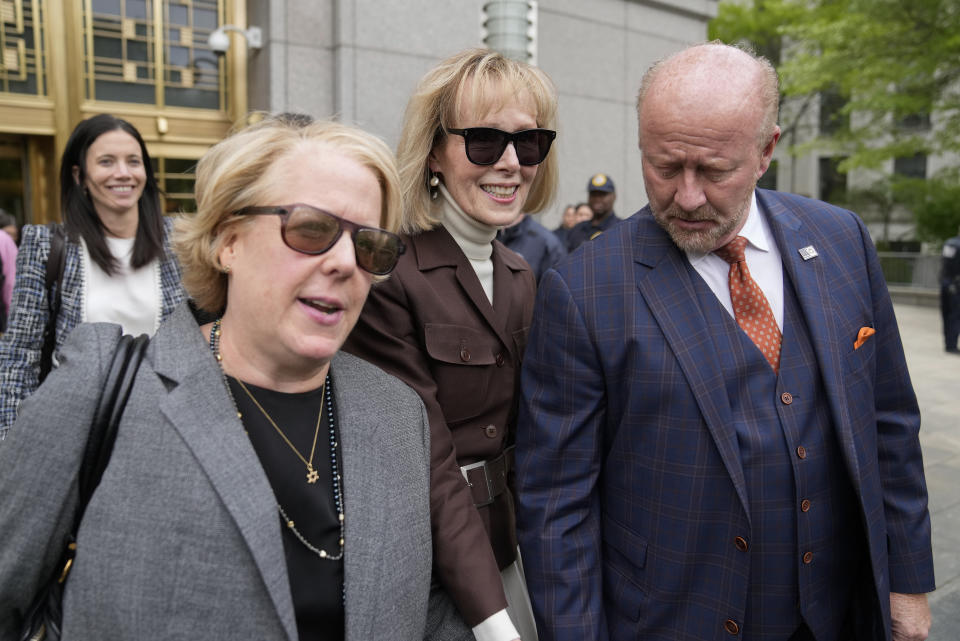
[798,245,818,261]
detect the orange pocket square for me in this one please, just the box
[854,326,875,350]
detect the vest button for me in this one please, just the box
[724,619,740,635]
[460,347,471,362]
[800,499,811,512]
[802,551,814,564]
[796,445,807,459]
[495,352,505,367]
[780,392,793,404]
[484,425,498,438]
[734,536,748,552]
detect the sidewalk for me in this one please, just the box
[893,303,960,639]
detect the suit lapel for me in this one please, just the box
[760,192,863,487]
[332,353,386,641]
[633,220,751,521]
[152,306,298,641]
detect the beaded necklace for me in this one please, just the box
[209,318,345,561]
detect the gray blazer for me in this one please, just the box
[0,303,470,641]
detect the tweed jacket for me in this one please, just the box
[0,220,184,434]
[343,225,535,626]
[0,303,470,641]
[516,189,935,641]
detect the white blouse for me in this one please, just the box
[81,235,161,337]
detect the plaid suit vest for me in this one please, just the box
[694,265,864,641]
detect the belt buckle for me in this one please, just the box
[460,459,495,507]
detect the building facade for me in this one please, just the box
[0,0,716,228]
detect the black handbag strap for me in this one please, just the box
[38,224,67,384]
[76,333,150,515]
[16,333,149,641]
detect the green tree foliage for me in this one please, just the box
[711,0,960,168]
[909,171,960,241]
[710,0,960,241]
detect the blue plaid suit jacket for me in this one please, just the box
[0,219,183,434]
[516,189,934,641]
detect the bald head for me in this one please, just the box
[637,42,779,150]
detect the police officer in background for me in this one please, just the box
[941,225,960,353]
[565,173,621,252]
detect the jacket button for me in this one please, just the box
[459,348,471,362]
[796,445,807,459]
[780,392,793,404]
[802,551,814,564]
[724,619,740,635]
[484,425,498,438]
[734,536,748,552]
[495,353,505,367]
[800,499,811,513]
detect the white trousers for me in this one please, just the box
[502,548,538,640]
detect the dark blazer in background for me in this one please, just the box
[0,304,469,641]
[516,189,935,641]
[344,225,535,625]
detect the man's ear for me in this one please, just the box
[758,125,781,178]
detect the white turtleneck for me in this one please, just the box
[438,183,497,304]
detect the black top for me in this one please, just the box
[228,375,344,641]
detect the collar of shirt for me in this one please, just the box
[684,192,785,331]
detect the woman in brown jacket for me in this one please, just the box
[343,49,558,641]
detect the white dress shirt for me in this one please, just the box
[685,192,785,331]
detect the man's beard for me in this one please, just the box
[651,200,749,254]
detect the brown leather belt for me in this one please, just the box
[460,446,514,507]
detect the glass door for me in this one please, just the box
[0,135,27,228]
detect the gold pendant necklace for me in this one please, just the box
[235,378,325,484]
[212,322,325,484]
[210,319,345,561]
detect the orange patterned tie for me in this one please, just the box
[714,236,782,373]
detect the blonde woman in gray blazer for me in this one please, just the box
[0,116,470,641]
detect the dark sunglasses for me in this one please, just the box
[233,203,406,275]
[445,127,556,166]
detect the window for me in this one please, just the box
[819,87,848,136]
[154,156,197,214]
[0,0,44,96]
[896,112,931,131]
[893,153,927,179]
[84,0,224,110]
[818,156,847,203]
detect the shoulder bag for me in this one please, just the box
[38,224,67,384]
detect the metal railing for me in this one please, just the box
[877,252,940,289]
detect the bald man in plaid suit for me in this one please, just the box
[516,44,934,641]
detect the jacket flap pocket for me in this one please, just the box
[603,514,648,569]
[424,323,497,365]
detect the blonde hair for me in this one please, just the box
[637,41,780,150]
[397,48,559,234]
[174,114,402,313]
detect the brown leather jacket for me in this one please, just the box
[343,225,535,626]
